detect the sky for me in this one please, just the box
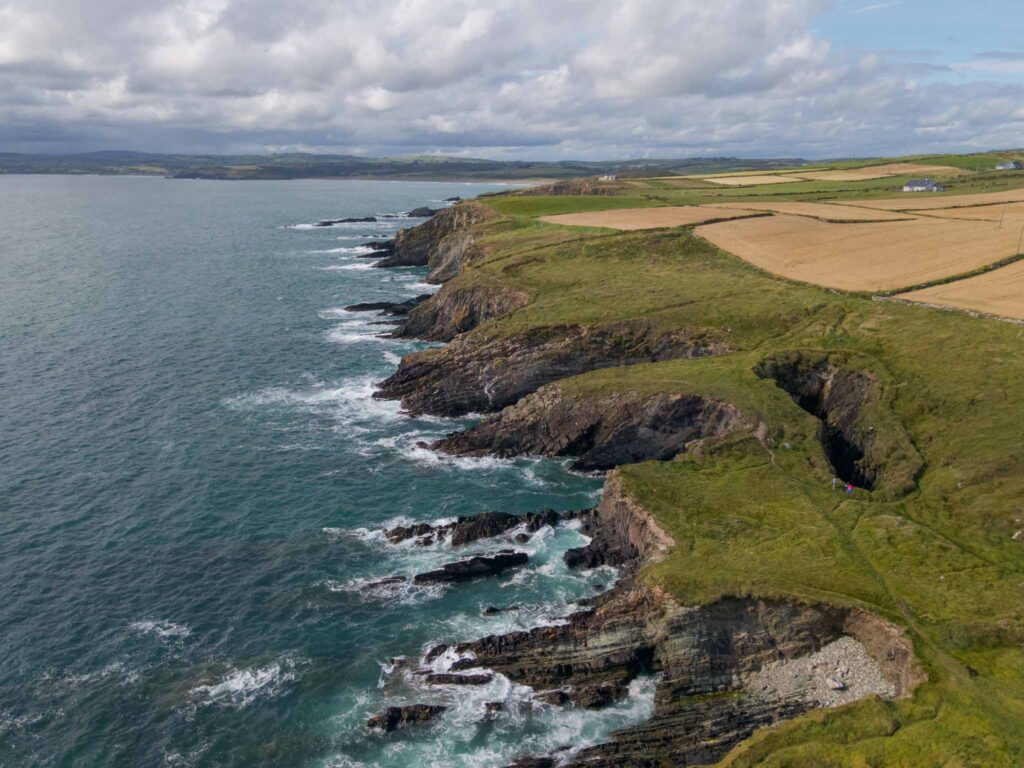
[0,0,1021,159]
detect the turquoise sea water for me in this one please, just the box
[0,176,651,767]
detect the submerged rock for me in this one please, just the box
[367,704,446,731]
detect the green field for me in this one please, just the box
[437,160,1024,764]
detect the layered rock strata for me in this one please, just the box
[377,320,726,417]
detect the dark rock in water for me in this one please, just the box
[534,689,571,706]
[444,197,462,203]
[514,533,531,544]
[359,240,395,257]
[367,704,446,731]
[413,550,528,583]
[407,207,441,218]
[450,510,559,547]
[571,682,619,709]
[424,644,449,662]
[365,576,406,589]
[316,216,377,226]
[485,701,504,715]
[344,294,432,318]
[384,521,437,545]
[382,508,571,548]
[483,605,520,615]
[425,672,494,685]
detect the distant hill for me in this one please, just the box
[0,151,808,181]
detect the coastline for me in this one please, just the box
[355,199,924,766]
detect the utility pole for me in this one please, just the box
[1018,224,1024,256]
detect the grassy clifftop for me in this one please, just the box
[437,195,1024,764]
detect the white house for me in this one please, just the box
[903,178,944,193]
[598,174,618,181]
[996,160,1023,171]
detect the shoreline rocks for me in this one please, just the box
[432,386,750,472]
[376,320,726,417]
[367,704,446,732]
[413,550,528,583]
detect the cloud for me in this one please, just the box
[851,1,901,14]
[0,0,1019,158]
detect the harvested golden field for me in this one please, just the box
[852,188,1024,211]
[538,206,756,230]
[703,201,913,222]
[695,213,1024,292]
[900,259,1024,320]
[700,174,803,186]
[791,162,963,181]
[914,201,1024,222]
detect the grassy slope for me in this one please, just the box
[451,189,1024,764]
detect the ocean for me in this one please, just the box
[0,175,652,767]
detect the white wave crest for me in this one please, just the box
[129,620,191,639]
[190,655,304,709]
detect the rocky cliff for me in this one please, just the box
[392,282,530,342]
[374,202,496,282]
[406,478,921,767]
[431,384,749,471]
[377,320,726,417]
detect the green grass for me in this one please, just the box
[439,196,1024,764]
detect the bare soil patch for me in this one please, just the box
[538,206,756,230]
[696,213,1024,292]
[899,259,1024,320]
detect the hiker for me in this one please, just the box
[832,477,838,490]
[846,483,854,495]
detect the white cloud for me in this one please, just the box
[0,0,1019,157]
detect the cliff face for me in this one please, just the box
[393,282,530,342]
[432,384,748,471]
[439,477,922,767]
[377,320,726,418]
[374,202,496,282]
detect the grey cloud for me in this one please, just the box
[0,0,1020,157]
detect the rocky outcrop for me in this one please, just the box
[344,294,431,317]
[374,202,496,281]
[432,385,749,472]
[392,282,530,342]
[316,216,377,226]
[563,472,674,571]
[407,206,440,218]
[384,509,576,547]
[755,351,923,495]
[377,320,726,417]
[367,704,446,731]
[439,478,921,766]
[412,550,528,583]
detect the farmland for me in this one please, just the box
[413,156,1024,761]
[694,213,1024,292]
